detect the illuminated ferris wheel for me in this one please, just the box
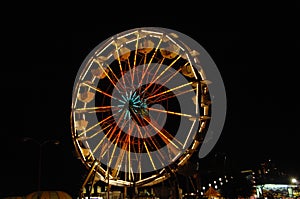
[71,27,216,188]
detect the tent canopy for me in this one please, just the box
[25,191,72,199]
[204,187,221,197]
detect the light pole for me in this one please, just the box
[23,137,60,199]
[291,178,299,198]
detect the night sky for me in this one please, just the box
[1,23,299,197]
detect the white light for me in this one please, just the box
[209,183,211,187]
[214,180,216,184]
[291,178,297,184]
[263,184,298,189]
[219,177,222,181]
[202,186,205,190]
[215,185,218,189]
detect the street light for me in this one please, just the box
[23,137,60,199]
[291,178,298,184]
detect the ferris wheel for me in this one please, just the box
[71,27,224,188]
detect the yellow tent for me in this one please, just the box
[25,191,72,199]
[204,187,221,198]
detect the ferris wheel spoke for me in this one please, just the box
[105,63,126,91]
[100,134,119,160]
[111,144,126,178]
[78,113,116,137]
[106,111,127,141]
[78,124,113,141]
[139,54,147,85]
[82,82,125,104]
[126,59,135,88]
[124,62,137,92]
[74,106,116,113]
[141,55,182,96]
[134,53,147,85]
[93,128,113,159]
[147,38,163,68]
[143,141,157,170]
[129,33,141,89]
[151,88,196,104]
[143,117,182,150]
[114,44,127,88]
[148,107,194,118]
[146,81,193,101]
[107,128,122,168]
[143,126,166,158]
[152,54,181,83]
[100,119,129,160]
[94,58,121,92]
[141,58,165,99]
[147,67,182,98]
[148,61,189,97]
[138,38,163,88]
[92,126,113,154]
[145,57,165,86]
[135,124,163,170]
[133,33,139,68]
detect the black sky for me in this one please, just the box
[1,24,299,197]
